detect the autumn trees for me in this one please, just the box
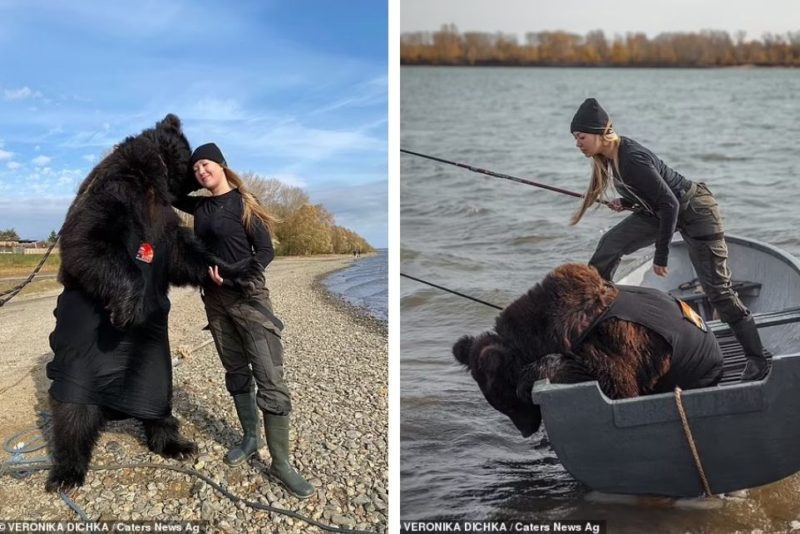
[401,26,800,67]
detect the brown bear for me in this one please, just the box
[453,263,723,437]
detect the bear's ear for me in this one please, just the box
[158,113,182,133]
[452,335,474,366]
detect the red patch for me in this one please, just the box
[136,242,154,263]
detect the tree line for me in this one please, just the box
[0,229,20,241]
[401,25,800,67]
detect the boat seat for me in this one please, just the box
[669,280,762,321]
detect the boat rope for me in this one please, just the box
[401,273,503,310]
[401,148,630,209]
[673,386,713,497]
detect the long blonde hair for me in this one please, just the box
[570,123,621,225]
[223,167,281,232]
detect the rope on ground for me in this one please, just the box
[674,386,713,497]
[0,236,60,307]
[3,459,377,534]
[58,490,92,521]
[1,311,379,532]
[0,374,30,396]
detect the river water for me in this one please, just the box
[324,249,388,322]
[400,66,800,533]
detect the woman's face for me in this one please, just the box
[573,132,602,157]
[193,159,226,190]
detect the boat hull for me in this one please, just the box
[533,353,800,497]
[531,234,800,497]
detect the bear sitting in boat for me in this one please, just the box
[453,263,723,437]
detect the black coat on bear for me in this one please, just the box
[46,114,256,419]
[453,263,723,438]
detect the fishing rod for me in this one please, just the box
[400,273,503,310]
[401,148,618,207]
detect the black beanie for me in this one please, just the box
[190,143,226,166]
[570,98,612,134]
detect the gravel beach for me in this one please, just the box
[0,255,388,533]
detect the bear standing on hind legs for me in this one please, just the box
[45,114,263,492]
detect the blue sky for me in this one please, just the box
[0,0,387,247]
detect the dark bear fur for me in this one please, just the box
[46,114,258,492]
[453,263,675,438]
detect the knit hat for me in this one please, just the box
[190,143,226,166]
[570,98,612,135]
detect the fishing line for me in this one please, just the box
[400,273,503,310]
[400,148,613,206]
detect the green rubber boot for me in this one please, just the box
[224,392,261,466]
[264,414,314,499]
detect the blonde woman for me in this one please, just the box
[174,143,313,498]
[569,98,767,382]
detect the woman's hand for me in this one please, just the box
[209,265,224,286]
[608,198,625,212]
[653,265,669,277]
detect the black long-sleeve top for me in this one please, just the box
[612,136,692,267]
[173,189,274,269]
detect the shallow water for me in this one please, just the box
[324,249,387,322]
[400,67,800,531]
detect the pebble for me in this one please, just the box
[332,514,356,528]
[0,257,387,534]
[352,495,371,506]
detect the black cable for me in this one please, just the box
[2,460,378,534]
[401,147,613,206]
[401,273,503,310]
[0,235,60,306]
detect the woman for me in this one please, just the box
[569,98,768,382]
[174,143,314,498]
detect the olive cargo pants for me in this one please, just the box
[202,285,292,416]
[589,182,750,324]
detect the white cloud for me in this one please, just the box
[0,149,13,160]
[187,97,245,121]
[7,161,21,170]
[32,155,51,166]
[4,86,42,100]
[310,75,388,116]
[58,169,83,187]
[270,173,308,189]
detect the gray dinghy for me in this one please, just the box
[532,235,800,497]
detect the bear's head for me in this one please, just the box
[452,263,617,437]
[453,333,542,437]
[141,113,197,200]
